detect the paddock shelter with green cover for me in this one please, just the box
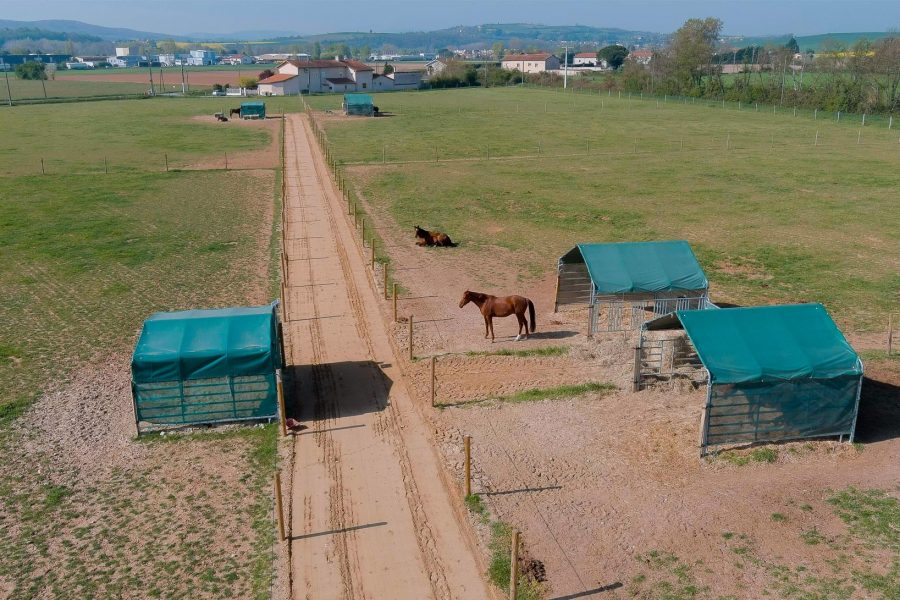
[240,101,265,119]
[131,302,283,433]
[555,240,711,331]
[645,303,863,453]
[344,93,374,116]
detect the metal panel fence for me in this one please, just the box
[589,292,713,333]
[132,372,277,433]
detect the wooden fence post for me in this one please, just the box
[104,157,108,174]
[430,356,436,407]
[383,266,388,300]
[889,315,894,356]
[361,219,366,244]
[393,284,398,322]
[408,315,414,361]
[41,158,45,175]
[225,151,228,170]
[276,369,287,437]
[509,530,519,600]
[632,346,642,392]
[274,471,286,541]
[165,153,168,172]
[464,435,471,497]
[371,240,376,270]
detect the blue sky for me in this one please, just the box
[3,0,899,36]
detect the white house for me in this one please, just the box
[628,50,653,65]
[220,54,253,65]
[109,55,142,68]
[258,59,376,95]
[371,71,423,90]
[425,58,450,76]
[500,53,561,74]
[187,50,218,66]
[573,52,598,66]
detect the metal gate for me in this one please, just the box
[590,294,713,334]
[635,337,705,390]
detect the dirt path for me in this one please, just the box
[282,114,491,600]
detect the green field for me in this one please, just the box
[0,98,287,598]
[309,87,899,331]
[0,77,151,102]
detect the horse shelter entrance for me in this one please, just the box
[639,304,864,455]
[554,241,712,333]
[130,302,285,435]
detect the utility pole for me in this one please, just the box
[147,57,155,96]
[563,45,568,89]
[180,62,186,95]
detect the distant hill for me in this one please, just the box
[723,31,892,52]
[271,23,667,50]
[0,19,182,42]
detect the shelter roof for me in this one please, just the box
[259,73,297,84]
[563,241,708,294]
[645,304,862,384]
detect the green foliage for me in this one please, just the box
[464,346,569,358]
[800,527,825,545]
[499,382,615,404]
[718,447,779,466]
[770,512,787,522]
[464,493,489,522]
[15,61,46,80]
[597,44,629,69]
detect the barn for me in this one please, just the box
[554,240,711,332]
[131,302,284,434]
[343,93,374,116]
[641,304,863,455]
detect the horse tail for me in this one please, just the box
[527,298,536,333]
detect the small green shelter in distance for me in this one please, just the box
[643,303,863,455]
[131,302,284,435]
[240,101,266,119]
[343,93,374,116]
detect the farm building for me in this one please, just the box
[344,93,374,116]
[239,101,266,119]
[130,303,284,434]
[501,53,561,73]
[554,241,711,332]
[257,58,374,95]
[640,304,863,455]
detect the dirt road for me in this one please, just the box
[281,114,490,600]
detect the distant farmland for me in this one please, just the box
[308,87,899,331]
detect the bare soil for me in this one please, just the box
[57,70,246,86]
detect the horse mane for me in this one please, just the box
[466,291,489,301]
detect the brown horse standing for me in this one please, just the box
[459,290,536,342]
[229,108,241,118]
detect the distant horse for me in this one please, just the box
[229,108,241,118]
[459,290,536,342]
[414,225,456,247]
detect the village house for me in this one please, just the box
[572,52,598,66]
[628,49,653,65]
[257,58,374,95]
[220,54,254,65]
[500,53,561,74]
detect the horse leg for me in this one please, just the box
[489,316,495,343]
[515,313,525,341]
[484,315,490,339]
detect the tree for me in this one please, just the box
[383,63,394,75]
[258,68,274,80]
[784,36,800,54]
[239,76,258,89]
[597,45,629,69]
[313,41,321,59]
[667,17,723,90]
[15,61,46,80]
[359,45,371,60]
[492,41,504,59]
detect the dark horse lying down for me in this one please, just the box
[459,290,536,342]
[414,226,456,247]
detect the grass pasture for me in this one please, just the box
[0,77,151,102]
[309,87,899,330]
[0,97,286,598]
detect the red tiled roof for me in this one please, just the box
[575,52,597,58]
[502,53,553,62]
[326,77,356,85]
[343,59,373,71]
[259,73,298,84]
[630,50,653,58]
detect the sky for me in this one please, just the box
[1,0,899,37]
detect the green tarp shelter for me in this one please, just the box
[131,302,282,433]
[240,101,265,119]
[645,304,863,452]
[556,240,710,331]
[344,93,374,116]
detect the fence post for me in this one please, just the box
[633,347,642,392]
[509,530,519,600]
[857,130,862,145]
[361,218,365,242]
[814,108,818,120]
[464,435,471,497]
[105,157,108,174]
[41,158,45,175]
[225,151,228,170]
[815,130,819,146]
[889,115,893,130]
[165,153,168,172]
[382,144,386,164]
[889,315,894,356]
[383,266,388,300]
[862,113,866,127]
[408,315,414,360]
[274,471,286,541]
[430,356,436,407]
[371,240,376,270]
[276,369,287,436]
